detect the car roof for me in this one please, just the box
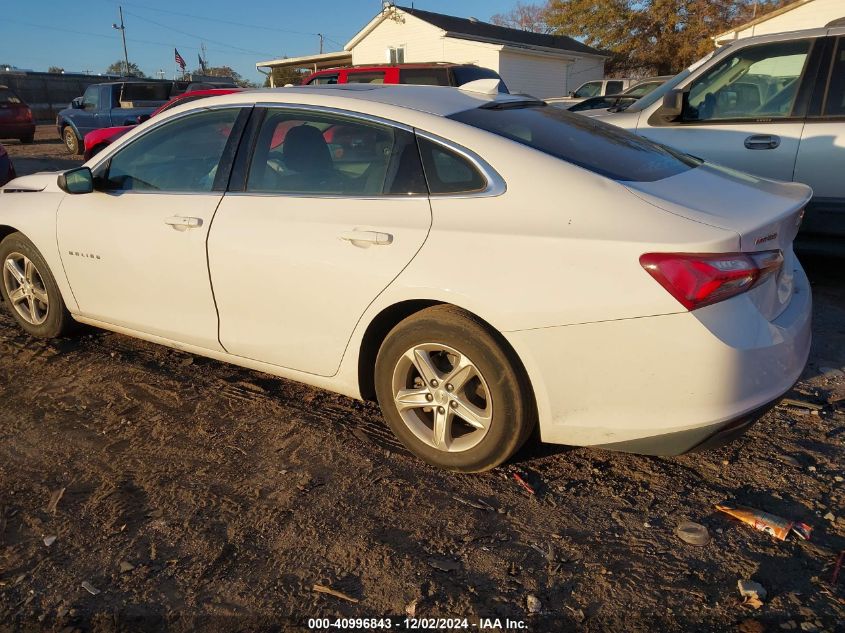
[212,84,528,118]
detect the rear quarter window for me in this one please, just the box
[0,88,22,104]
[448,104,699,182]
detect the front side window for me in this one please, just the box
[308,73,338,85]
[449,103,699,182]
[246,109,425,196]
[685,39,811,121]
[824,38,845,117]
[82,86,99,110]
[573,81,602,98]
[104,108,241,192]
[346,71,386,84]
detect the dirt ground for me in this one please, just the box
[0,127,843,632]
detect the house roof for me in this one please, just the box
[391,6,604,57]
[713,0,816,40]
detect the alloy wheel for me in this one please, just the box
[2,252,49,325]
[391,343,493,452]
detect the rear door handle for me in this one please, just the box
[339,230,393,246]
[744,134,781,150]
[165,216,203,230]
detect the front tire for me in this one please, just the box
[63,127,81,155]
[375,305,535,472]
[0,233,73,338]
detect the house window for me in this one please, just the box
[388,46,406,64]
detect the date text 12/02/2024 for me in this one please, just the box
[307,617,529,630]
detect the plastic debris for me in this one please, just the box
[46,487,65,514]
[716,502,812,541]
[312,583,358,603]
[43,535,56,547]
[119,561,135,573]
[526,594,541,614]
[81,581,101,596]
[675,521,711,546]
[512,473,535,496]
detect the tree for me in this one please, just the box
[265,65,306,87]
[105,60,145,77]
[491,2,551,33]
[542,0,792,76]
[190,65,256,88]
[48,66,65,74]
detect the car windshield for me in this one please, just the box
[624,81,662,97]
[627,50,719,112]
[448,103,699,182]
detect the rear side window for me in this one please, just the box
[606,80,624,94]
[346,72,386,84]
[307,74,338,85]
[448,104,699,182]
[0,87,21,104]
[451,66,509,93]
[824,38,845,116]
[417,137,486,194]
[399,68,450,86]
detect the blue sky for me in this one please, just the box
[2,1,519,83]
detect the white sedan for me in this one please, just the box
[0,84,812,472]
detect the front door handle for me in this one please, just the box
[339,230,393,246]
[744,134,781,150]
[165,216,203,231]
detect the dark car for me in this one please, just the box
[567,76,672,113]
[0,143,16,186]
[0,85,35,144]
[303,63,509,93]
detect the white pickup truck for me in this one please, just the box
[546,78,635,107]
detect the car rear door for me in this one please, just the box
[637,35,821,183]
[793,32,845,245]
[207,106,431,377]
[57,106,250,349]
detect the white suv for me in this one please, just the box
[600,25,845,254]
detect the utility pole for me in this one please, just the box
[112,6,130,76]
[318,33,324,54]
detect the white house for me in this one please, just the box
[257,5,606,99]
[713,0,845,46]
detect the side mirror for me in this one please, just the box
[660,89,685,118]
[71,97,84,109]
[57,167,94,194]
[568,91,575,97]
[136,114,150,124]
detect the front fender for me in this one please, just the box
[0,192,78,312]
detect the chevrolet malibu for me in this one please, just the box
[0,84,812,472]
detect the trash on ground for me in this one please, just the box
[716,502,812,541]
[46,487,65,514]
[405,599,417,618]
[512,472,535,496]
[737,579,766,609]
[526,594,541,614]
[312,583,359,603]
[119,561,135,573]
[81,581,101,596]
[43,535,56,547]
[831,550,844,585]
[675,521,711,546]
[780,397,824,411]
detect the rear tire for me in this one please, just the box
[0,233,73,338]
[63,127,81,155]
[374,305,535,473]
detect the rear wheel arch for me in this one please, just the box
[358,301,536,413]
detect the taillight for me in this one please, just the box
[640,250,783,310]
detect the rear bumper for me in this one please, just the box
[505,262,812,455]
[0,122,35,139]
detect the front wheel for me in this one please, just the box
[375,305,535,473]
[63,127,81,155]
[0,233,73,338]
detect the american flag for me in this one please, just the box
[174,48,186,70]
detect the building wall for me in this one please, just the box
[442,38,502,71]
[717,0,843,44]
[498,50,569,98]
[350,13,446,64]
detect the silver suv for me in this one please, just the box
[599,25,845,254]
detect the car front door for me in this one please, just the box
[794,34,845,242]
[207,106,432,376]
[73,85,101,136]
[57,106,250,349]
[638,37,818,182]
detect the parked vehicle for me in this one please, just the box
[566,76,673,115]
[546,78,635,107]
[57,81,171,155]
[303,63,509,93]
[83,88,243,160]
[0,85,35,144]
[0,85,811,472]
[600,25,845,255]
[0,143,15,186]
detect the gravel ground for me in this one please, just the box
[0,128,843,632]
